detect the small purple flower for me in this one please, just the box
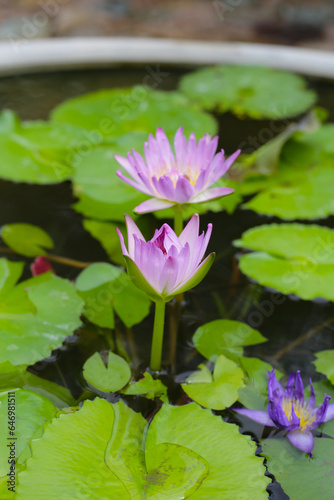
[234,369,334,456]
[117,214,214,302]
[115,127,240,214]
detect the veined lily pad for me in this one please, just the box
[51,87,217,140]
[0,389,57,498]
[17,398,269,499]
[313,350,334,384]
[0,110,86,184]
[261,437,334,500]
[243,164,334,220]
[83,352,131,393]
[179,65,316,119]
[76,263,151,329]
[1,223,54,257]
[193,319,266,362]
[182,355,245,410]
[235,223,334,301]
[0,259,84,365]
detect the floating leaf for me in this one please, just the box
[179,65,316,119]
[1,223,54,257]
[313,350,334,384]
[193,319,266,362]
[17,398,269,499]
[122,372,168,400]
[261,437,334,500]
[146,402,270,499]
[83,352,131,393]
[51,87,217,140]
[17,399,130,499]
[0,110,86,184]
[244,164,334,220]
[235,223,334,300]
[0,361,74,408]
[83,219,125,265]
[0,259,84,365]
[182,355,245,410]
[76,263,151,329]
[0,389,57,498]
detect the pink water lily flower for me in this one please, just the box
[115,127,240,214]
[117,214,214,302]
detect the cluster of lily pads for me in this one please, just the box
[1,65,334,499]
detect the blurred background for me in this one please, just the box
[0,0,333,50]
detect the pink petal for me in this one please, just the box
[174,176,194,203]
[208,149,241,185]
[174,127,187,169]
[233,408,275,427]
[287,430,314,455]
[124,214,145,259]
[152,175,175,200]
[116,227,129,257]
[114,154,139,181]
[134,198,174,214]
[116,170,152,196]
[156,127,175,169]
[159,256,179,294]
[179,214,199,247]
[190,186,234,204]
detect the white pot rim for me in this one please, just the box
[0,37,333,78]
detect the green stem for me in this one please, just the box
[150,301,166,371]
[173,208,184,236]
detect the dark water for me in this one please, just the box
[1,66,334,499]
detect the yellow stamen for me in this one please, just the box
[282,397,316,430]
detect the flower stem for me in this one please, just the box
[173,208,184,236]
[150,301,166,372]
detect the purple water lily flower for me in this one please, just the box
[117,213,214,302]
[115,127,240,214]
[234,369,334,456]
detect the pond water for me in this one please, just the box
[1,66,334,499]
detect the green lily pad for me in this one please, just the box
[146,402,270,499]
[193,319,266,362]
[235,223,334,300]
[122,372,168,400]
[0,361,74,408]
[16,398,269,499]
[51,87,217,140]
[0,389,57,498]
[76,263,151,329]
[0,259,84,365]
[244,164,334,220]
[16,399,130,499]
[261,437,334,500]
[83,219,125,265]
[181,355,245,410]
[1,223,54,257]
[313,351,334,384]
[179,65,316,119]
[83,352,131,393]
[0,110,86,184]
